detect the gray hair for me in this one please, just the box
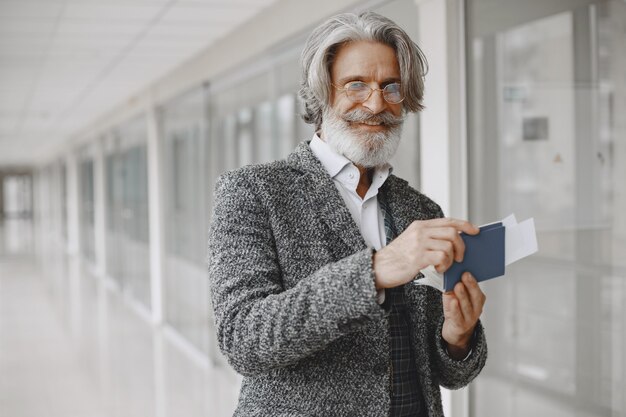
[299,11,427,130]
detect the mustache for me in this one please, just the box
[340,108,405,126]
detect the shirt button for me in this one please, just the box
[374,363,387,375]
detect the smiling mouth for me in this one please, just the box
[352,121,387,129]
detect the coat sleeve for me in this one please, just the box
[433,315,488,390]
[207,171,387,377]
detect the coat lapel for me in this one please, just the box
[378,176,417,236]
[288,141,367,254]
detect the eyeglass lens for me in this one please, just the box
[345,82,403,104]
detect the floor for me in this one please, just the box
[0,218,241,417]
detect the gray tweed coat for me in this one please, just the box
[208,141,487,417]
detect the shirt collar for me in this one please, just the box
[309,134,351,177]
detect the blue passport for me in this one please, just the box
[443,222,506,292]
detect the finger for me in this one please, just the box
[434,262,450,274]
[454,280,474,322]
[462,273,486,315]
[426,227,466,263]
[422,217,479,235]
[427,250,453,273]
[425,239,454,260]
[442,293,463,322]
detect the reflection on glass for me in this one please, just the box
[467,1,626,416]
[255,100,273,164]
[276,94,297,158]
[104,117,151,311]
[237,107,254,167]
[221,114,237,173]
[160,86,211,355]
[60,163,67,240]
[79,159,95,262]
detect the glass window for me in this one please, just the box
[466,1,626,415]
[218,113,237,174]
[79,159,95,262]
[161,87,206,264]
[60,162,67,241]
[105,149,122,281]
[237,107,255,166]
[255,100,274,164]
[160,86,211,355]
[104,116,151,310]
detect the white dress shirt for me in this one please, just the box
[309,135,390,250]
[309,134,390,303]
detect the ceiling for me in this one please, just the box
[0,0,277,167]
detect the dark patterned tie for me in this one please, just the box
[379,194,425,417]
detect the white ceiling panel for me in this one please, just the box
[160,5,253,24]
[0,18,58,35]
[0,93,28,111]
[15,117,57,132]
[0,142,17,152]
[68,0,171,5]
[45,45,124,62]
[177,0,274,5]
[131,36,208,52]
[29,92,88,112]
[126,43,195,59]
[132,34,204,47]
[0,1,65,18]
[0,119,18,131]
[36,64,105,82]
[144,22,227,37]
[0,69,39,90]
[103,65,176,90]
[51,109,96,127]
[0,36,51,57]
[0,125,18,136]
[50,33,137,49]
[55,20,146,37]
[0,0,279,166]
[63,3,165,21]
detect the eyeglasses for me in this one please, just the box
[332,81,404,104]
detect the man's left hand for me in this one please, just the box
[441,272,486,360]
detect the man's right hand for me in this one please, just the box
[373,218,479,289]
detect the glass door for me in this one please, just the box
[466,0,626,415]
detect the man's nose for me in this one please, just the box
[362,87,387,114]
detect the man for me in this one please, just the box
[208,11,487,417]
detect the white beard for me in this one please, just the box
[321,107,404,168]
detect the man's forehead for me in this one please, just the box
[331,41,400,80]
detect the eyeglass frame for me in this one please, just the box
[331,81,405,104]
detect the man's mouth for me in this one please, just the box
[359,120,383,126]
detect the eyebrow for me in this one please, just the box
[336,76,401,86]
